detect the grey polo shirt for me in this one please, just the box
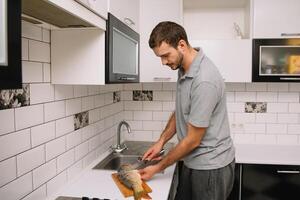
[175,48,235,170]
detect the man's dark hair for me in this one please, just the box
[149,21,190,49]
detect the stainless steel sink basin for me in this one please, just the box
[93,154,140,170]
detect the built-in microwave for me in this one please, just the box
[253,38,300,82]
[105,13,140,83]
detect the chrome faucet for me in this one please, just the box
[111,120,131,153]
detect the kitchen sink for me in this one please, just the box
[93,154,140,170]
[93,141,174,171]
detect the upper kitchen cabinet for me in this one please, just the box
[108,0,139,33]
[140,0,183,82]
[183,0,252,82]
[253,0,300,38]
[22,0,107,85]
[75,0,108,19]
[0,0,22,89]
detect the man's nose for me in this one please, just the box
[161,57,168,65]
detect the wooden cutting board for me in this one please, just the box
[111,173,152,199]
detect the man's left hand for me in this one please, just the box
[138,165,160,181]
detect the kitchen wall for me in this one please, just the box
[0,21,123,200]
[0,21,300,200]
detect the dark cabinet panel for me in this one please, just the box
[242,164,300,200]
[227,163,241,200]
[0,0,21,89]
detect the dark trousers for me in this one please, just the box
[175,159,235,200]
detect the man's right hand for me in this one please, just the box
[142,141,164,161]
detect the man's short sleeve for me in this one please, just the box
[188,82,219,127]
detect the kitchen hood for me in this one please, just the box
[22,0,106,29]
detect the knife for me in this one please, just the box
[134,149,165,170]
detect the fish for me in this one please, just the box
[117,163,146,200]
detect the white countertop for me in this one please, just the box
[235,143,300,165]
[49,143,300,200]
[49,151,176,200]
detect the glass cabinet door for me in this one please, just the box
[0,0,7,66]
[260,46,300,76]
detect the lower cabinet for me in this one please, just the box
[228,164,242,200]
[242,164,300,200]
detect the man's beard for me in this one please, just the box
[169,52,183,70]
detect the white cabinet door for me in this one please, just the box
[109,0,139,32]
[253,0,300,38]
[75,0,108,19]
[190,40,252,82]
[140,0,183,82]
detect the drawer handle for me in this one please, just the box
[280,77,300,81]
[277,170,300,174]
[153,77,172,81]
[281,33,300,37]
[124,17,135,26]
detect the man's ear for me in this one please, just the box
[177,39,187,52]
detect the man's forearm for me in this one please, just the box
[158,112,176,145]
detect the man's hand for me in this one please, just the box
[142,141,164,161]
[138,165,161,181]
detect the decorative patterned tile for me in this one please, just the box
[133,90,153,101]
[74,111,89,130]
[113,91,121,103]
[245,102,267,113]
[0,84,30,110]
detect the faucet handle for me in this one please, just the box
[111,143,127,153]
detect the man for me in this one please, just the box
[139,21,235,200]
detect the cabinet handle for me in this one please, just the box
[280,77,300,80]
[118,77,136,81]
[281,33,300,37]
[153,77,172,81]
[124,17,135,26]
[277,170,300,174]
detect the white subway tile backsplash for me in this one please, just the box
[153,91,173,101]
[0,129,31,161]
[162,101,175,111]
[22,21,42,40]
[67,160,83,181]
[89,134,102,152]
[143,101,163,111]
[0,109,15,135]
[22,61,43,83]
[227,103,244,112]
[66,130,82,150]
[88,86,100,96]
[153,111,172,121]
[75,141,89,161]
[143,82,162,91]
[143,121,162,131]
[289,103,300,113]
[255,134,277,144]
[0,172,33,200]
[46,171,67,197]
[289,83,300,92]
[134,111,152,120]
[33,159,56,189]
[31,121,55,147]
[225,83,245,91]
[44,101,66,122]
[246,83,267,91]
[66,98,82,116]
[124,101,143,111]
[234,113,255,123]
[123,83,142,91]
[266,124,287,134]
[29,40,50,62]
[267,103,289,113]
[30,83,55,104]
[256,92,277,102]
[45,136,66,161]
[17,145,45,176]
[15,104,44,130]
[226,92,235,102]
[287,125,300,134]
[277,134,298,145]
[82,96,94,111]
[0,157,16,187]
[57,149,75,173]
[22,38,29,60]
[82,125,96,142]
[56,116,74,137]
[74,86,88,98]
[22,185,46,200]
[55,85,74,101]
[267,83,289,91]
[42,29,50,43]
[162,82,176,91]
[132,131,153,141]
[89,109,100,124]
[235,92,256,102]
[233,134,256,144]
[104,93,113,105]
[43,63,51,83]
[244,124,265,134]
[126,120,143,130]
[124,111,133,120]
[121,91,133,101]
[278,114,298,124]
[256,113,277,123]
[94,94,105,108]
[278,92,299,103]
